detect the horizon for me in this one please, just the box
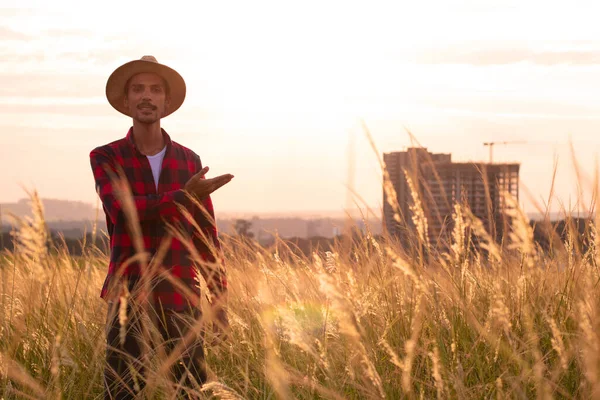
[3,2,600,216]
[0,196,381,220]
[0,196,592,224]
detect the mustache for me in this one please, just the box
[137,103,157,110]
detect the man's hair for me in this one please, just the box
[124,75,170,97]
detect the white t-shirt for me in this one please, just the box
[146,146,167,190]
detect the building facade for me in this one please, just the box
[383,148,519,246]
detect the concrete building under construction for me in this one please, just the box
[383,147,519,246]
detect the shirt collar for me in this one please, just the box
[126,127,173,156]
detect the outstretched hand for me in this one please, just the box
[184,166,234,199]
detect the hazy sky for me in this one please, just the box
[3,1,600,216]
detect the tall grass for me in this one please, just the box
[1,156,600,399]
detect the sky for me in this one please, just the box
[3,0,600,217]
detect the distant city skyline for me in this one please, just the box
[0,198,383,241]
[0,197,378,220]
[3,1,600,215]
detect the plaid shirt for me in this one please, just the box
[90,127,227,311]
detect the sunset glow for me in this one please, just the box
[3,1,600,215]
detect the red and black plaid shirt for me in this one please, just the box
[90,127,227,311]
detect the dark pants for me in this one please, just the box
[104,303,207,399]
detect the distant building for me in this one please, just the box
[383,148,451,240]
[383,147,519,246]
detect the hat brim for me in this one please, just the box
[106,59,186,118]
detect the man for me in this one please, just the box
[90,55,233,399]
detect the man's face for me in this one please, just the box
[124,72,170,124]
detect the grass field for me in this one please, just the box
[2,174,600,399]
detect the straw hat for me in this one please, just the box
[106,55,186,118]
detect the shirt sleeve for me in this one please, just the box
[191,155,228,304]
[90,147,187,224]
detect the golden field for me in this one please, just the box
[1,173,599,399]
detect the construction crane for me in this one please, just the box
[483,141,527,163]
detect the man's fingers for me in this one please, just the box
[213,177,233,192]
[197,166,209,178]
[215,174,234,186]
[207,174,234,191]
[213,173,234,181]
[188,172,233,198]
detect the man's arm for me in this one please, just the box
[190,156,228,306]
[191,173,229,344]
[90,148,187,224]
